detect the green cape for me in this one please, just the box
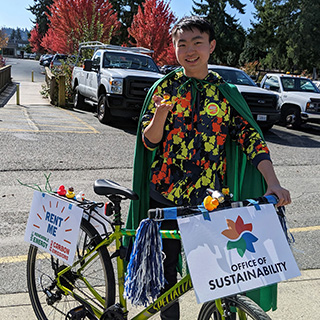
[126,68,277,311]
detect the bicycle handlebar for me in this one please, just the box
[148,194,279,220]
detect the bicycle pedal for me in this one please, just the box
[65,306,89,320]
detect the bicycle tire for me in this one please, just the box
[27,218,116,320]
[197,294,272,320]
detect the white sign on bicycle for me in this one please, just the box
[177,204,301,304]
[24,191,83,265]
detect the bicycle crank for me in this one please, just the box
[100,303,127,320]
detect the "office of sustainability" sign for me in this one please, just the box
[24,191,83,265]
[177,203,301,303]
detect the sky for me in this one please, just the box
[0,0,255,30]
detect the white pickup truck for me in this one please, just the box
[71,42,163,124]
[260,73,320,129]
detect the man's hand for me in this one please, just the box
[264,184,291,206]
[152,95,174,114]
[257,159,291,206]
[143,95,174,145]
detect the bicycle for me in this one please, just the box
[26,178,283,320]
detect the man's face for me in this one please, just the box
[173,28,216,79]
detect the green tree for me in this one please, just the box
[243,0,294,71]
[28,0,54,36]
[191,0,246,66]
[10,29,16,40]
[286,0,320,73]
[16,28,22,40]
[243,0,320,74]
[109,0,144,45]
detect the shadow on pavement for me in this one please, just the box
[71,106,138,135]
[265,123,320,148]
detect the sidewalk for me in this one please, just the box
[4,79,51,106]
[0,269,319,319]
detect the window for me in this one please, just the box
[280,77,319,93]
[93,52,101,66]
[264,76,280,91]
[102,52,159,73]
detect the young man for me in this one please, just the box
[126,16,290,320]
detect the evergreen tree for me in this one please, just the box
[28,0,54,36]
[10,29,16,41]
[16,28,22,40]
[192,0,246,66]
[286,0,320,73]
[244,0,293,71]
[244,0,320,73]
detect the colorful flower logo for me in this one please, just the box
[221,216,258,257]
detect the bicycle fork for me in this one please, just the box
[215,298,246,320]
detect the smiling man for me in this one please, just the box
[126,16,290,320]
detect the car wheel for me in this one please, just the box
[282,107,301,129]
[97,94,112,124]
[73,86,85,109]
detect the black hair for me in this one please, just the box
[171,16,215,42]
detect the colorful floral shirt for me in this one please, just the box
[141,70,270,206]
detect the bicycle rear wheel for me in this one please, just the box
[27,218,115,320]
[198,295,271,320]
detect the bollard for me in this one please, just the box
[58,75,66,107]
[32,70,34,82]
[16,83,20,105]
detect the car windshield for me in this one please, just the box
[280,77,320,93]
[210,68,257,86]
[103,52,159,73]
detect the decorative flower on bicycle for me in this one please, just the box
[221,216,258,257]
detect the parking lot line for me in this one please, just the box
[290,225,320,233]
[60,108,99,134]
[1,105,100,134]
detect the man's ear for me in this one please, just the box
[210,40,216,54]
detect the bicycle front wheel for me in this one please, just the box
[198,295,272,320]
[27,218,115,320]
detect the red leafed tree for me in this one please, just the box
[29,24,44,53]
[41,0,121,54]
[128,0,178,66]
[163,41,178,66]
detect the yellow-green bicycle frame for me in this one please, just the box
[55,221,247,320]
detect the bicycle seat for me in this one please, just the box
[94,179,139,200]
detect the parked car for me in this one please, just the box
[72,42,163,124]
[208,65,280,131]
[49,53,69,69]
[42,55,54,67]
[260,73,320,128]
[29,53,37,59]
[39,54,53,66]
